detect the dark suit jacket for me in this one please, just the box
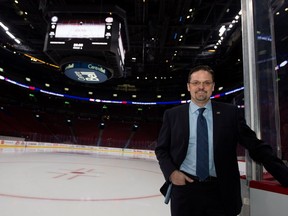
[155,101,288,215]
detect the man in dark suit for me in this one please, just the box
[155,65,288,216]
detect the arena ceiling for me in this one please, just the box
[0,0,254,108]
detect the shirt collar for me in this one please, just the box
[189,100,212,114]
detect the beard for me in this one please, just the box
[195,90,208,101]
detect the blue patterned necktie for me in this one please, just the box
[196,108,209,181]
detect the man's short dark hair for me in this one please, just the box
[188,65,215,82]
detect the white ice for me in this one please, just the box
[0,150,170,216]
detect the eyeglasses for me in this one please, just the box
[188,81,214,87]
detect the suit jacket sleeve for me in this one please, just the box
[236,108,288,187]
[155,110,177,181]
[155,105,189,181]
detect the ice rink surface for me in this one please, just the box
[0,150,170,216]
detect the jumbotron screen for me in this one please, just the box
[43,12,127,80]
[44,16,113,51]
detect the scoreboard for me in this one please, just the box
[43,6,128,83]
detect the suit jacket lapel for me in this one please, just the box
[183,104,190,145]
[211,102,221,150]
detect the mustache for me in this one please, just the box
[196,90,207,93]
